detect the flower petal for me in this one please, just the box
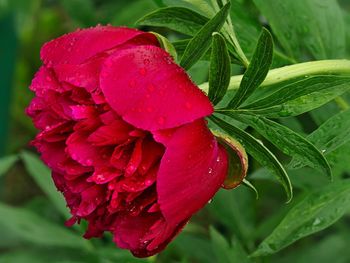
[41,26,155,66]
[156,119,228,225]
[113,213,187,257]
[100,45,213,131]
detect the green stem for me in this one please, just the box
[199,59,350,94]
[334,97,350,111]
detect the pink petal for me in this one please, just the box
[157,119,228,225]
[100,45,213,131]
[41,26,155,66]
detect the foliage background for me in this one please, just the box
[1,0,350,262]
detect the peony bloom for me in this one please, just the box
[26,26,229,257]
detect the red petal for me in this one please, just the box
[87,119,133,146]
[41,26,152,66]
[100,45,213,131]
[113,213,187,258]
[156,119,228,225]
[53,56,105,92]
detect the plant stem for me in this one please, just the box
[199,59,350,94]
[334,97,350,111]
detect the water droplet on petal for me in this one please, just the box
[86,159,93,166]
[208,168,213,174]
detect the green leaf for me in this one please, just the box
[0,155,18,177]
[20,151,69,218]
[242,179,259,200]
[162,0,216,17]
[208,32,231,105]
[228,28,273,108]
[306,109,350,154]
[136,7,208,36]
[252,179,350,257]
[151,32,177,61]
[180,2,231,70]
[272,234,350,263]
[228,113,332,179]
[208,187,255,248]
[210,227,252,263]
[0,203,88,249]
[290,109,350,169]
[242,75,350,117]
[210,227,235,263]
[210,115,293,202]
[253,0,346,60]
[173,233,216,263]
[0,247,94,263]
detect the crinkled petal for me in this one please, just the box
[156,119,228,225]
[41,26,156,66]
[100,45,213,131]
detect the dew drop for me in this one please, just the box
[145,179,153,186]
[96,174,105,182]
[86,159,93,166]
[313,218,321,226]
[208,167,213,174]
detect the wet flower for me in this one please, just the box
[26,25,229,257]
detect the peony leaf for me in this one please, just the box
[20,151,69,218]
[151,31,178,61]
[241,75,350,117]
[290,109,350,169]
[180,2,231,70]
[136,7,208,36]
[211,115,293,202]
[252,179,350,257]
[227,28,273,108]
[253,0,345,60]
[228,113,332,180]
[210,227,252,263]
[208,32,231,105]
[242,179,259,200]
[0,203,88,248]
[0,155,18,177]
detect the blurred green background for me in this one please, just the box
[1,0,350,262]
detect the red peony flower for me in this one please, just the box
[26,26,229,257]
